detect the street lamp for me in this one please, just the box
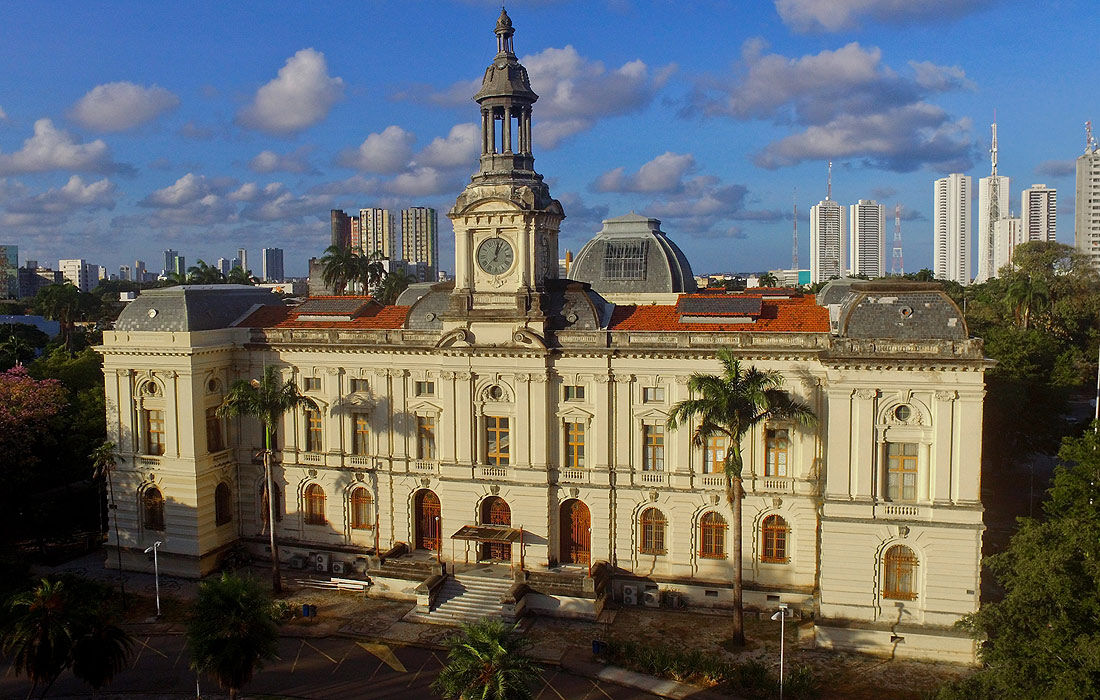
[770,603,789,700]
[144,540,163,617]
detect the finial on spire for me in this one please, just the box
[495,7,515,54]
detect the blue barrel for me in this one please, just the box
[302,604,310,617]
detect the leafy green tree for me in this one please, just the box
[757,272,778,287]
[667,350,816,646]
[936,429,1100,698]
[217,366,317,593]
[69,607,134,692]
[91,441,126,604]
[376,267,412,305]
[227,266,256,285]
[0,323,48,369]
[186,573,279,700]
[432,619,539,700]
[34,283,82,349]
[319,244,360,295]
[358,250,388,294]
[187,259,227,284]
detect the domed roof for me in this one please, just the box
[474,7,537,104]
[569,213,697,295]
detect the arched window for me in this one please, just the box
[304,484,326,525]
[260,482,283,525]
[639,507,667,555]
[761,515,789,563]
[699,512,727,558]
[143,487,165,531]
[350,487,372,530]
[214,482,232,526]
[883,545,919,600]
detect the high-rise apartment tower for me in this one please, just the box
[261,248,284,282]
[361,208,396,260]
[1021,184,1057,243]
[402,207,439,280]
[933,174,971,285]
[1075,122,1100,269]
[848,199,886,278]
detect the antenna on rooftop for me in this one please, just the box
[984,114,1001,283]
[826,161,833,201]
[891,203,904,275]
[1088,121,1098,153]
[792,189,799,271]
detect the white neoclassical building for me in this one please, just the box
[98,10,986,662]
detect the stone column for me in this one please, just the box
[850,389,878,498]
[514,373,531,467]
[529,374,549,470]
[932,390,957,503]
[593,375,612,469]
[455,228,471,291]
[503,107,513,153]
[613,375,634,474]
[455,373,474,464]
[439,371,457,463]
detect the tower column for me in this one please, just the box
[503,106,513,154]
[481,109,491,155]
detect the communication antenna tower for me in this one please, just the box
[792,190,799,271]
[1088,121,1098,153]
[826,161,833,200]
[984,116,1000,283]
[891,203,904,275]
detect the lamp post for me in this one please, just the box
[435,515,442,568]
[144,540,163,617]
[770,603,788,700]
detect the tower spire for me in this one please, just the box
[1088,120,1097,154]
[495,7,515,55]
[826,161,832,200]
[983,114,1001,283]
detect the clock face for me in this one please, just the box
[476,237,515,276]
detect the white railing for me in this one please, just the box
[759,477,793,493]
[700,474,725,488]
[138,456,161,467]
[639,471,666,485]
[347,455,372,467]
[560,469,585,482]
[413,460,438,472]
[300,452,323,464]
[480,466,508,478]
[882,504,920,517]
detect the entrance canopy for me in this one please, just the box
[450,524,524,543]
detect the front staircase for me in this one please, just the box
[412,575,513,625]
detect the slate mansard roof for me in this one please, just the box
[569,214,697,295]
[114,285,284,332]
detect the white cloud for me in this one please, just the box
[337,125,415,173]
[909,61,975,91]
[0,107,7,122]
[180,121,215,140]
[6,175,117,214]
[415,123,479,169]
[69,82,179,132]
[593,152,695,193]
[237,182,331,222]
[141,172,218,207]
[386,167,461,197]
[644,175,784,235]
[248,146,316,174]
[775,0,992,33]
[237,48,345,135]
[0,118,127,175]
[307,175,380,196]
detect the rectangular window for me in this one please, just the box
[703,434,727,474]
[603,239,648,280]
[417,416,436,460]
[486,416,510,466]
[352,413,370,455]
[305,409,323,452]
[304,377,320,391]
[564,385,585,401]
[642,424,664,471]
[415,380,435,396]
[642,387,665,403]
[206,407,224,453]
[565,421,585,468]
[765,428,789,477]
[350,378,369,393]
[145,410,165,456]
[886,442,919,502]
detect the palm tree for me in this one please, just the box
[758,272,779,287]
[319,245,360,295]
[2,579,79,696]
[217,365,317,593]
[432,619,539,700]
[187,259,227,284]
[186,573,278,700]
[227,266,255,285]
[667,350,816,646]
[357,250,388,295]
[375,268,412,305]
[1005,273,1049,330]
[91,440,126,606]
[34,283,82,349]
[69,608,134,693]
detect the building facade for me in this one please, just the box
[1021,184,1057,243]
[933,174,971,285]
[848,200,885,278]
[98,11,985,663]
[401,207,439,281]
[1076,138,1100,269]
[810,199,844,284]
[361,208,396,261]
[262,248,284,282]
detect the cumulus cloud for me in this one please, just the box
[140,172,222,208]
[775,0,993,33]
[69,82,179,131]
[646,175,783,235]
[237,48,345,135]
[180,121,215,140]
[308,175,380,196]
[386,167,463,197]
[415,123,479,169]
[593,152,695,193]
[556,191,609,242]
[337,125,415,173]
[420,45,674,148]
[248,146,317,174]
[1035,159,1076,177]
[236,182,331,222]
[687,40,975,172]
[0,118,129,175]
[6,175,117,214]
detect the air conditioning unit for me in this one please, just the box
[314,552,330,572]
[622,584,638,606]
[331,561,346,575]
[643,589,661,608]
[289,555,306,570]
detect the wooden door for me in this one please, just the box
[560,499,590,565]
[483,497,511,561]
[415,490,440,550]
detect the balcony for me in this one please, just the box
[699,474,725,489]
[881,503,920,518]
[480,465,508,479]
[412,459,439,473]
[559,468,586,483]
[347,455,372,468]
[757,477,794,494]
[299,452,324,465]
[137,455,161,467]
[637,471,667,486]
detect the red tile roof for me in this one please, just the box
[238,299,409,330]
[609,294,828,333]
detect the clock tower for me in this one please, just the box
[447,9,564,330]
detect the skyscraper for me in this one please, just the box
[163,249,180,276]
[1075,124,1100,269]
[809,199,844,284]
[362,208,396,260]
[59,258,96,291]
[330,209,351,249]
[119,265,131,282]
[1021,184,1057,243]
[933,174,971,285]
[261,248,284,282]
[0,245,17,298]
[401,207,439,280]
[848,200,885,278]
[237,248,249,275]
[994,217,1023,274]
[134,260,147,282]
[216,258,232,276]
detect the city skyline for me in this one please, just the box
[0,1,1094,277]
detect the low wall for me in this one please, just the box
[814,622,978,664]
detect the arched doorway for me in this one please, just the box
[481,496,511,561]
[559,499,590,565]
[414,490,441,551]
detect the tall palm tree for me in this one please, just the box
[1005,274,1049,330]
[34,283,82,349]
[186,573,278,700]
[227,266,255,285]
[91,440,126,606]
[357,250,388,295]
[69,608,134,693]
[667,350,817,646]
[319,245,360,295]
[375,268,412,305]
[432,619,539,700]
[187,259,227,284]
[2,579,78,696]
[217,365,317,593]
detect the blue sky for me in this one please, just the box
[0,0,1094,278]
